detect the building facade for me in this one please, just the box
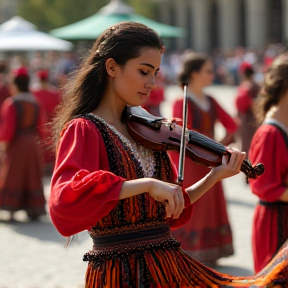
[154,0,288,52]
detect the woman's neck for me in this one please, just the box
[92,88,126,128]
[266,93,288,128]
[243,78,253,85]
[187,85,205,99]
[93,103,124,126]
[40,82,49,90]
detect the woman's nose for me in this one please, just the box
[145,77,157,90]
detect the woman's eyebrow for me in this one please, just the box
[140,63,160,71]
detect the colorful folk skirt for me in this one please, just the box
[0,133,45,217]
[84,225,288,288]
[169,153,234,264]
[253,201,288,273]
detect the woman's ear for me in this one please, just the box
[105,58,117,78]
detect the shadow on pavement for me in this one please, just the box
[215,265,254,277]
[227,199,256,209]
[1,215,67,244]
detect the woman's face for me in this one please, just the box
[111,47,161,107]
[190,60,214,87]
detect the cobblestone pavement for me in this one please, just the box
[0,85,259,287]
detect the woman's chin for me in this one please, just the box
[128,100,146,107]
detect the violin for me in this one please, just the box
[126,106,264,180]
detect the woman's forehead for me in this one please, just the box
[130,47,161,68]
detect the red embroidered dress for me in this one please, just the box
[32,87,61,166]
[249,123,288,273]
[169,96,237,264]
[0,93,46,217]
[50,113,288,288]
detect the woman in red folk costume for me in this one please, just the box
[249,53,288,274]
[169,52,238,267]
[49,22,288,287]
[235,62,260,154]
[0,67,46,221]
[32,69,61,174]
[0,62,11,109]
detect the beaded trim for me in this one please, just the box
[83,236,180,268]
[88,113,156,178]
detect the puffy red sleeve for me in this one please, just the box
[49,118,125,237]
[0,98,17,142]
[235,86,253,113]
[167,154,194,229]
[212,98,238,134]
[249,125,288,202]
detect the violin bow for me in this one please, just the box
[177,83,189,186]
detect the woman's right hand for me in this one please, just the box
[148,179,185,220]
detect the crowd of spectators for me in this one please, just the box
[0,42,286,90]
[161,43,287,86]
[0,50,79,90]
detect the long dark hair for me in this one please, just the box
[53,21,163,144]
[254,53,288,124]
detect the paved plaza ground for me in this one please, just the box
[0,85,260,287]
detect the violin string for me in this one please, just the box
[189,131,226,154]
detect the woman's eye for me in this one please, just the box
[140,70,148,75]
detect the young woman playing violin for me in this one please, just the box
[49,22,288,287]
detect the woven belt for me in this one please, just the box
[259,200,288,207]
[91,225,172,250]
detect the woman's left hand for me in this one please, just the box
[210,149,246,181]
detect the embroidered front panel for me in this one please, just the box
[79,114,173,236]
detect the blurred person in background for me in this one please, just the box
[29,51,45,85]
[43,51,61,87]
[249,52,288,273]
[225,47,245,85]
[235,62,260,155]
[54,52,78,89]
[169,52,238,267]
[0,62,11,171]
[0,67,46,221]
[0,62,11,108]
[32,69,62,175]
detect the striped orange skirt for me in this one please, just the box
[84,226,288,287]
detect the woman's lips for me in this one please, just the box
[139,92,150,100]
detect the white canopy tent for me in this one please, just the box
[0,16,73,51]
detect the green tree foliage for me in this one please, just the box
[17,0,155,32]
[127,0,156,17]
